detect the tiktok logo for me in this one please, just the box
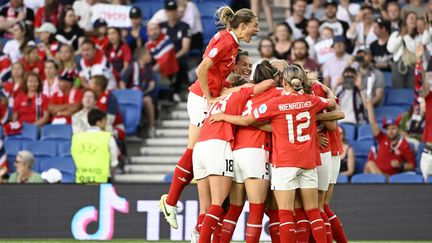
[71,184,129,240]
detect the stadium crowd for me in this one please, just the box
[0,0,429,187]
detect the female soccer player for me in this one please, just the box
[210,64,337,243]
[159,6,260,229]
[194,61,277,243]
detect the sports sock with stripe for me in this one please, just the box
[305,208,327,243]
[279,209,296,243]
[199,205,224,243]
[166,148,193,206]
[219,204,243,243]
[245,203,265,243]
[294,208,310,243]
[324,204,348,243]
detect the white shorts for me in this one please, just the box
[420,150,432,181]
[317,152,332,191]
[329,156,341,184]
[270,166,318,191]
[193,139,234,180]
[233,148,270,183]
[187,92,209,127]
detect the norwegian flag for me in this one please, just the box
[146,33,179,77]
[0,53,11,82]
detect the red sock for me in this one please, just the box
[320,211,333,243]
[295,208,310,243]
[278,210,296,243]
[195,213,205,232]
[245,203,265,243]
[265,209,281,243]
[324,204,348,243]
[199,205,224,243]
[166,148,193,206]
[219,204,243,243]
[305,208,326,243]
[212,212,225,243]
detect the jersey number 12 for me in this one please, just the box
[286,111,311,143]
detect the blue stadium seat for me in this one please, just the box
[133,2,157,20]
[357,124,373,141]
[40,157,76,183]
[113,90,143,135]
[374,106,407,121]
[351,173,386,183]
[385,89,414,108]
[416,143,424,173]
[351,140,373,157]
[383,71,392,88]
[354,155,367,174]
[41,124,72,142]
[149,1,164,18]
[4,140,22,172]
[339,122,356,142]
[427,177,432,184]
[22,141,57,158]
[5,123,39,141]
[336,174,349,183]
[197,2,225,17]
[389,173,424,184]
[58,142,71,158]
[202,16,218,45]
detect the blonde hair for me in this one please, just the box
[282,64,313,93]
[217,6,256,29]
[17,150,35,169]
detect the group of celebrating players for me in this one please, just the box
[159,6,349,243]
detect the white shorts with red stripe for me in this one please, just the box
[233,148,270,183]
[187,92,209,127]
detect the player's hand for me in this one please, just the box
[206,96,219,106]
[209,113,225,123]
[390,160,400,168]
[318,132,329,149]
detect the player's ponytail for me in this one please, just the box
[253,60,279,84]
[217,7,256,29]
[283,64,313,93]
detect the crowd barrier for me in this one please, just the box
[0,184,431,240]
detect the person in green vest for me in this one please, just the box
[8,150,44,183]
[71,108,119,183]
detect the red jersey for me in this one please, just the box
[20,58,45,80]
[367,131,416,175]
[422,93,432,143]
[50,88,83,124]
[91,36,110,50]
[233,87,284,151]
[3,82,23,98]
[37,42,60,61]
[106,42,132,74]
[34,6,61,27]
[330,127,343,156]
[311,82,331,154]
[253,92,330,169]
[13,93,48,124]
[199,87,254,143]
[189,30,239,98]
[96,91,125,141]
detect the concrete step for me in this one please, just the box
[156,129,189,137]
[176,102,187,109]
[131,155,180,164]
[161,120,189,128]
[140,146,185,155]
[124,164,175,174]
[171,110,189,119]
[146,138,188,146]
[114,173,166,183]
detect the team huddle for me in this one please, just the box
[159,6,348,243]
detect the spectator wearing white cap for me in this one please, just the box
[35,22,59,61]
[8,150,44,183]
[41,168,62,183]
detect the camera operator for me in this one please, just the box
[334,67,367,124]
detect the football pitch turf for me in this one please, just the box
[0,241,431,243]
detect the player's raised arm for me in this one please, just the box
[316,110,345,121]
[365,99,381,137]
[209,113,255,126]
[196,58,215,104]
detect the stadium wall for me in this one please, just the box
[0,184,431,240]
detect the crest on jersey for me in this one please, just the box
[209,48,218,58]
[259,104,267,114]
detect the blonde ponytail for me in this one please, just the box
[217,7,256,29]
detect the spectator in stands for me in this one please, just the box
[0,51,11,83]
[124,7,147,53]
[55,6,84,51]
[369,0,387,20]
[3,62,25,100]
[305,18,320,59]
[320,0,349,37]
[387,2,402,33]
[387,11,421,89]
[13,72,50,126]
[251,0,274,34]
[347,5,377,52]
[42,59,60,97]
[72,108,119,183]
[48,69,83,124]
[57,44,77,71]
[8,150,44,183]
[339,126,355,177]
[364,99,416,177]
[106,27,132,89]
[285,0,308,39]
[402,0,427,19]
[160,0,191,102]
[336,0,360,25]
[231,49,252,82]
[251,37,276,79]
[322,35,351,89]
[73,0,98,32]
[0,0,34,38]
[36,23,59,61]
[3,21,35,62]
[274,0,291,19]
[356,49,385,106]
[72,89,96,133]
[335,67,367,124]
[20,45,44,79]
[417,17,427,35]
[305,0,325,21]
[288,38,320,72]
[313,26,335,65]
[177,0,203,51]
[91,19,109,51]
[370,17,392,73]
[273,22,292,60]
[34,0,62,28]
[79,39,116,90]
[399,105,425,149]
[0,141,7,182]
